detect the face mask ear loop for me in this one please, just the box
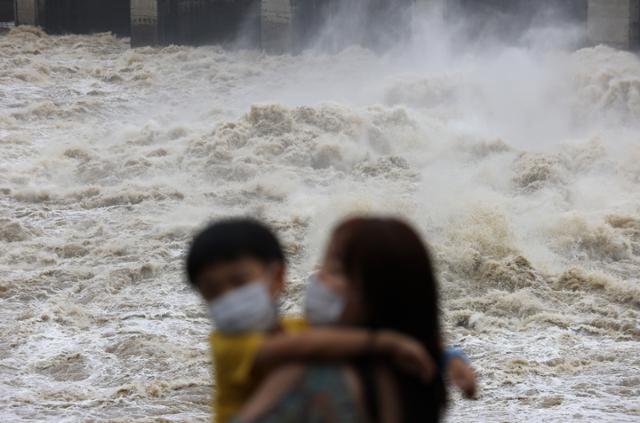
[262,263,283,314]
[304,274,346,325]
[265,263,277,280]
[264,262,283,297]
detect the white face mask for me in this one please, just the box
[208,281,278,334]
[304,274,345,325]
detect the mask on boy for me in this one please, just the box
[304,274,345,325]
[208,281,278,334]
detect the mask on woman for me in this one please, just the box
[208,281,278,334]
[304,274,345,325]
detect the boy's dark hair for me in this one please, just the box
[186,218,285,286]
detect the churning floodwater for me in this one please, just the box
[1,11,639,423]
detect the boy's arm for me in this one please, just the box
[443,347,477,399]
[253,327,435,382]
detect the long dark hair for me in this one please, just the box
[329,217,447,422]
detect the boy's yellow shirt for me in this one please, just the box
[209,317,307,423]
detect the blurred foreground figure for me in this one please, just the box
[186,218,436,423]
[236,217,477,423]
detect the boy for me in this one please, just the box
[186,218,472,423]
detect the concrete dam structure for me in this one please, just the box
[13,0,130,35]
[7,0,640,50]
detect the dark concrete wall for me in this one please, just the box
[168,0,260,47]
[448,0,588,41]
[40,0,130,36]
[291,0,332,51]
[358,0,414,49]
[132,0,261,47]
[288,0,414,52]
[0,0,13,22]
[450,0,588,22]
[13,0,609,50]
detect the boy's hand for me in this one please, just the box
[376,330,436,382]
[448,357,477,399]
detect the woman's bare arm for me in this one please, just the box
[253,328,435,382]
[375,364,404,423]
[236,365,368,422]
[235,365,306,422]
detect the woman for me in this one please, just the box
[234,217,448,423]
[321,217,448,422]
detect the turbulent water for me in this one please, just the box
[1,18,639,423]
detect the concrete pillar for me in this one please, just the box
[15,0,40,26]
[261,0,294,53]
[173,0,260,47]
[131,0,158,46]
[588,0,640,48]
